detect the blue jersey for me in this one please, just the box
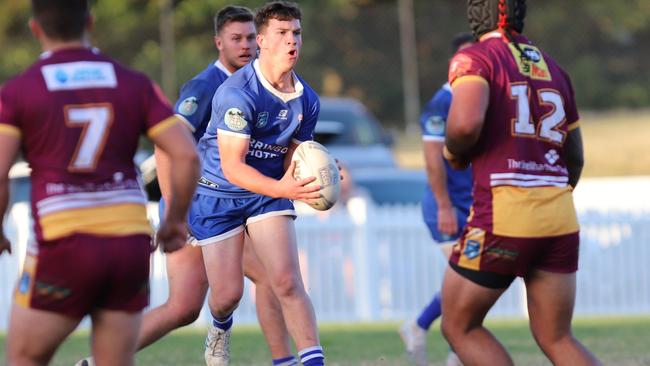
[196,59,320,197]
[174,60,230,141]
[420,83,473,228]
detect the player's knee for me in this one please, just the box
[270,272,303,299]
[209,287,243,313]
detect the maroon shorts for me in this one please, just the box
[14,233,152,318]
[449,226,579,281]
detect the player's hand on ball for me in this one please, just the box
[156,219,187,253]
[277,160,322,202]
[0,233,11,256]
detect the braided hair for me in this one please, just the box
[468,0,528,58]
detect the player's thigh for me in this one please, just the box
[441,266,506,329]
[200,231,246,293]
[7,304,80,363]
[242,234,268,283]
[525,269,577,339]
[246,215,300,278]
[91,309,142,363]
[166,244,208,305]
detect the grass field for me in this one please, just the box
[394,109,650,177]
[1,318,649,365]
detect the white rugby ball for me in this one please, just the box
[292,141,341,211]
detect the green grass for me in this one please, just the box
[395,109,650,177]
[2,318,649,365]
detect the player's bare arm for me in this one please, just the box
[218,133,320,202]
[445,78,490,157]
[424,140,457,236]
[0,131,20,255]
[150,119,200,252]
[565,127,585,188]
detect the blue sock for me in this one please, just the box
[212,313,233,331]
[272,355,298,366]
[299,346,325,366]
[416,291,442,330]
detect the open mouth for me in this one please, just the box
[288,50,297,57]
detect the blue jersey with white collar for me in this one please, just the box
[420,83,472,210]
[174,61,230,141]
[196,59,320,197]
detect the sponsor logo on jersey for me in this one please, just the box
[464,240,481,260]
[449,53,475,82]
[18,272,30,294]
[224,108,248,131]
[425,116,445,136]
[544,149,560,165]
[178,96,199,116]
[256,112,269,128]
[508,44,552,81]
[278,109,288,119]
[41,61,118,91]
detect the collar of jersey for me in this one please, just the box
[253,59,304,104]
[214,60,233,77]
[40,46,100,59]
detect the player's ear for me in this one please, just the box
[28,18,42,39]
[214,35,223,52]
[256,33,264,49]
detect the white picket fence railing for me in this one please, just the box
[1,177,650,331]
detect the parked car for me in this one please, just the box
[315,97,396,170]
[351,167,427,206]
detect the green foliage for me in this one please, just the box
[2,1,650,128]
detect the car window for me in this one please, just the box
[317,107,382,146]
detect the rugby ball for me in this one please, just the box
[292,141,341,211]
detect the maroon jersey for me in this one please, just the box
[448,32,580,238]
[0,48,177,242]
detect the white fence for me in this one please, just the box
[1,177,650,331]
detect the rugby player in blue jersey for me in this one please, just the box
[189,2,325,366]
[399,33,475,366]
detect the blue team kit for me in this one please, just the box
[187,59,320,244]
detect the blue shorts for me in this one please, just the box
[422,199,470,244]
[188,193,295,246]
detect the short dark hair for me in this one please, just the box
[31,0,89,41]
[214,5,254,35]
[451,32,475,54]
[254,1,302,34]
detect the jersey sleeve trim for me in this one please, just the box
[567,120,580,131]
[451,75,489,88]
[174,113,196,132]
[217,129,250,139]
[423,135,444,142]
[291,137,307,145]
[0,123,21,137]
[147,116,179,138]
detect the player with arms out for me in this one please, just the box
[106,6,296,366]
[440,1,601,365]
[190,2,326,366]
[399,32,475,366]
[0,0,199,365]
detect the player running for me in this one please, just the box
[440,1,601,365]
[191,2,326,366]
[0,1,199,365]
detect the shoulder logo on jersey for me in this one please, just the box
[508,44,552,81]
[41,61,117,91]
[449,53,474,83]
[425,116,445,136]
[178,96,198,116]
[256,112,269,128]
[278,110,288,120]
[544,149,560,165]
[224,107,248,131]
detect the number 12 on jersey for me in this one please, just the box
[64,103,113,172]
[510,83,566,145]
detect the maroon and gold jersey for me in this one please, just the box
[448,32,580,238]
[0,48,177,242]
